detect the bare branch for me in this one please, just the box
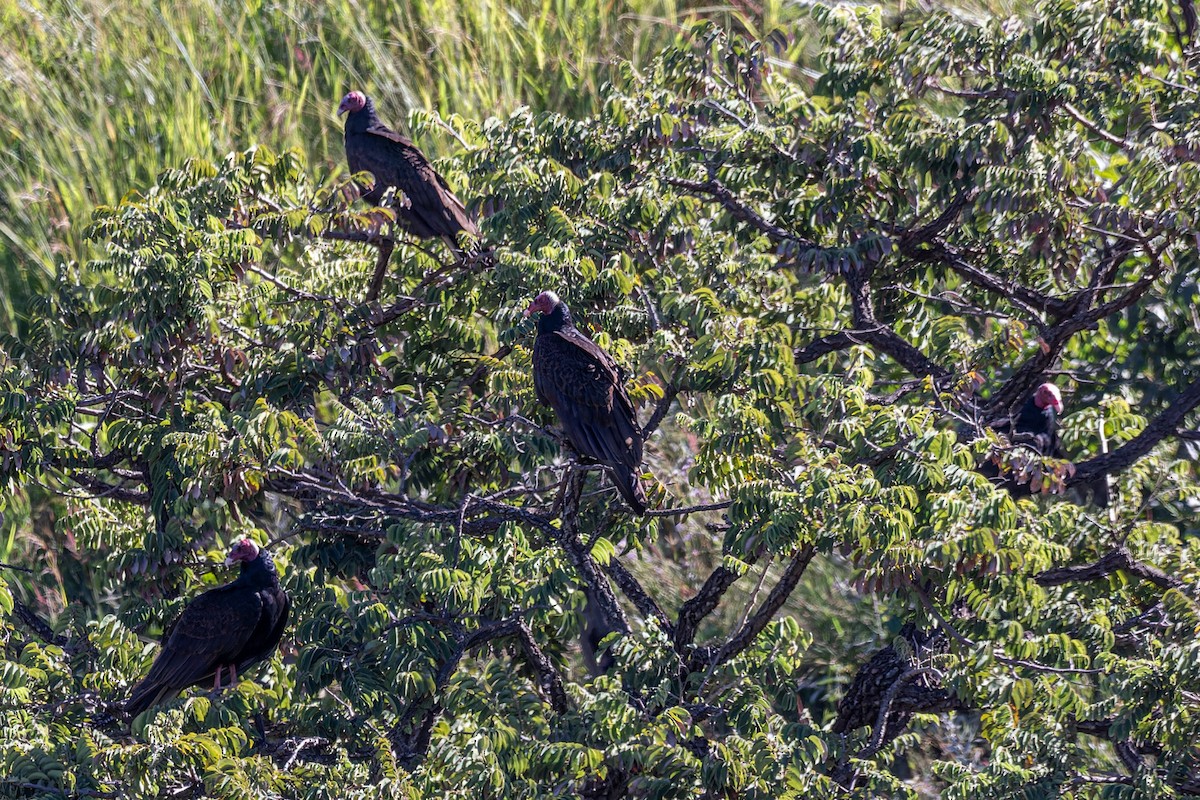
[644,500,732,518]
[1061,103,1139,151]
[365,238,397,302]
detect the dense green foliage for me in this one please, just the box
[0,0,799,331]
[2,0,1200,798]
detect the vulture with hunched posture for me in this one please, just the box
[124,539,290,716]
[982,382,1065,496]
[337,91,479,251]
[525,290,649,514]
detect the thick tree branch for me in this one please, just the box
[856,667,944,760]
[1069,375,1200,485]
[603,558,672,633]
[556,470,631,637]
[673,553,760,652]
[894,190,976,255]
[513,618,571,714]
[12,599,72,649]
[794,332,854,365]
[919,242,1068,319]
[68,473,150,505]
[1036,545,1185,592]
[846,269,950,380]
[698,544,816,669]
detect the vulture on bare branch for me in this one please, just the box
[124,539,290,716]
[525,290,649,514]
[337,90,479,252]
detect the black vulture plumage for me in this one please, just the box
[337,91,479,251]
[981,382,1065,497]
[124,539,290,716]
[525,290,649,514]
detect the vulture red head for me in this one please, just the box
[1033,382,1063,414]
[224,538,261,566]
[337,91,367,116]
[523,290,560,318]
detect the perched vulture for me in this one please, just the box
[525,290,649,514]
[981,382,1065,497]
[337,90,479,251]
[124,539,290,716]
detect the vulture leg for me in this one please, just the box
[213,668,223,692]
[230,664,238,685]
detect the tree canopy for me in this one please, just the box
[1,1,1199,798]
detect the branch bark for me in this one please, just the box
[673,553,760,652]
[1069,375,1200,485]
[695,544,816,670]
[1035,545,1185,592]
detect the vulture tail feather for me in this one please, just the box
[611,465,648,515]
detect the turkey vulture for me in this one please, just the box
[525,290,649,514]
[124,539,290,716]
[337,90,479,252]
[981,382,1065,496]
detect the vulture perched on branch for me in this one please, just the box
[981,382,1066,497]
[337,90,479,252]
[124,539,290,716]
[980,382,1110,505]
[525,290,649,514]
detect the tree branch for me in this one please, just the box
[513,618,571,714]
[365,238,397,303]
[794,332,855,365]
[1069,375,1200,485]
[918,242,1068,319]
[845,269,950,380]
[603,558,672,633]
[662,177,815,247]
[673,554,759,652]
[1035,545,1185,592]
[699,543,816,668]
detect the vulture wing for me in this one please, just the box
[346,125,478,242]
[125,585,264,716]
[1013,401,1062,457]
[534,326,646,512]
[234,586,290,674]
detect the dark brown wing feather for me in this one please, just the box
[533,327,647,512]
[234,587,290,674]
[124,585,264,715]
[345,127,478,242]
